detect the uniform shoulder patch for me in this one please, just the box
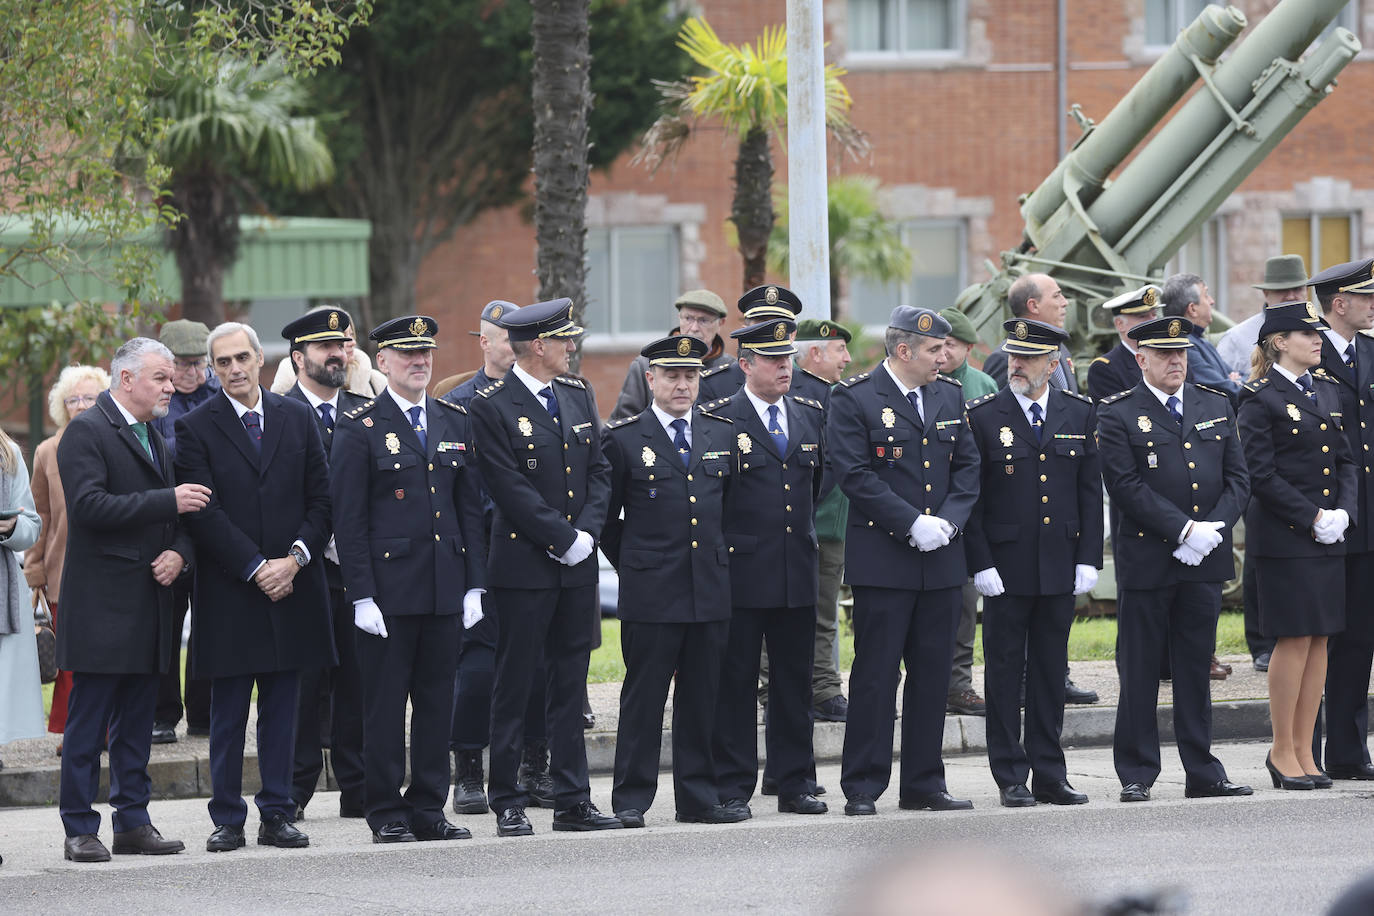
[937,374,961,387]
[1061,390,1092,404]
[434,398,467,414]
[1316,372,1339,384]
[604,413,640,430]
[700,363,729,379]
[788,395,823,410]
[554,375,585,389]
[965,392,997,410]
[705,395,735,411]
[344,398,377,419]
[476,379,505,398]
[1098,390,1130,406]
[839,372,871,388]
[1242,378,1265,392]
[1193,383,1229,398]
[1090,356,1109,366]
[696,405,733,424]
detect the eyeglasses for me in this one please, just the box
[173,358,207,373]
[63,395,98,408]
[678,314,721,327]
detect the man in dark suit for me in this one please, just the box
[331,315,487,843]
[706,319,827,818]
[471,298,621,836]
[980,274,1077,393]
[174,322,335,852]
[1096,316,1252,803]
[831,306,980,816]
[278,309,369,821]
[965,319,1102,808]
[1309,258,1374,779]
[56,337,207,862]
[602,335,739,827]
[1087,285,1160,402]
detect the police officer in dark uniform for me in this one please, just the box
[280,308,369,821]
[331,315,487,843]
[1087,285,1160,401]
[470,298,621,836]
[706,319,827,819]
[698,285,806,402]
[601,335,740,828]
[442,300,519,406]
[1309,258,1374,779]
[965,319,1102,807]
[1096,315,1251,803]
[831,306,980,815]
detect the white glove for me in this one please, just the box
[937,519,956,539]
[462,589,485,629]
[353,599,388,638]
[324,534,338,565]
[973,567,1005,597]
[1073,564,1099,596]
[557,530,595,566]
[1172,544,1204,567]
[1313,508,1349,544]
[908,515,951,552]
[1181,520,1225,556]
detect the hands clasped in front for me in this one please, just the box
[254,557,298,602]
[1173,520,1225,567]
[908,515,955,552]
[1313,508,1350,545]
[548,529,595,566]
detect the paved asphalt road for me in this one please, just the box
[2,739,1371,914]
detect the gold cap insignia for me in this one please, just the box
[491,304,503,321]
[1168,319,1182,338]
[773,322,787,341]
[328,311,339,330]
[1137,415,1153,433]
[1143,287,1157,308]
[409,317,428,337]
[765,286,779,305]
[1014,321,1028,340]
[677,338,692,357]
[820,324,830,337]
[1307,301,1320,320]
[917,313,933,333]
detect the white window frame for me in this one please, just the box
[1285,210,1361,273]
[845,0,966,63]
[1143,0,1210,52]
[582,224,682,349]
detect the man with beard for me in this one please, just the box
[610,290,735,422]
[280,308,369,821]
[965,319,1101,808]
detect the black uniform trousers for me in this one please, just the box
[292,581,364,811]
[153,577,210,729]
[1322,553,1374,769]
[841,585,960,800]
[488,586,595,813]
[613,618,730,816]
[449,595,546,751]
[982,593,1074,789]
[1241,561,1275,660]
[208,670,299,827]
[356,613,460,832]
[59,672,159,837]
[1114,582,1226,787]
[714,606,817,803]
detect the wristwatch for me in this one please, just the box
[289,545,308,568]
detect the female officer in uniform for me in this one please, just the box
[1238,300,1357,790]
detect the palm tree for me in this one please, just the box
[635,17,867,293]
[153,55,334,325]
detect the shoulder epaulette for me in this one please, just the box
[1242,378,1266,392]
[344,398,378,420]
[1099,390,1131,406]
[434,399,467,414]
[1061,390,1092,404]
[1194,383,1229,398]
[937,374,961,387]
[839,372,871,388]
[604,413,640,430]
[966,392,997,410]
[1316,372,1339,384]
[700,363,730,379]
[701,395,734,411]
[788,395,824,411]
[696,405,733,424]
[1090,356,1109,366]
[797,366,827,383]
[1358,328,1374,338]
[554,375,585,389]
[476,379,505,398]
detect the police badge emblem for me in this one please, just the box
[517,417,534,437]
[1137,416,1153,433]
[642,446,656,467]
[1286,403,1302,421]
[999,426,1014,448]
[881,407,895,428]
[738,433,752,454]
[385,432,401,454]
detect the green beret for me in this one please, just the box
[674,289,727,318]
[159,319,210,357]
[795,318,852,343]
[939,308,979,344]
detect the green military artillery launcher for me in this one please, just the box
[955,0,1361,373]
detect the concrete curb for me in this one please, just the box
[0,699,1282,808]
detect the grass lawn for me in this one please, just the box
[588,611,1249,684]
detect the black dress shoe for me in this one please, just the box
[339,798,366,819]
[998,784,1036,808]
[616,808,646,828]
[675,804,749,824]
[779,793,827,814]
[258,813,309,848]
[372,821,418,843]
[899,791,973,812]
[844,795,877,816]
[812,694,849,722]
[186,724,211,737]
[1064,677,1099,704]
[150,724,177,745]
[206,824,246,852]
[1119,783,1151,803]
[1252,651,1271,672]
[112,823,185,855]
[413,819,472,841]
[761,777,826,797]
[552,801,623,831]
[1033,781,1089,806]
[496,806,534,837]
[63,834,111,862]
[1306,771,1334,789]
[1267,752,1315,790]
[721,797,753,819]
[1184,779,1253,798]
[1326,762,1374,780]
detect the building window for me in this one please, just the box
[1145,0,1209,48]
[1164,217,1227,313]
[848,220,965,326]
[847,0,963,56]
[584,225,680,339]
[1281,212,1359,277]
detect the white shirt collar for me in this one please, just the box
[651,403,690,436]
[1142,380,1184,410]
[1011,386,1050,422]
[1270,362,1307,389]
[510,361,551,399]
[743,385,786,433]
[110,394,140,427]
[223,388,265,423]
[1324,327,1353,354]
[881,358,921,397]
[297,383,339,412]
[386,386,425,419]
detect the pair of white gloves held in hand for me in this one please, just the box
[908,515,955,552]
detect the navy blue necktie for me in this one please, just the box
[906,389,924,426]
[1298,373,1317,402]
[671,418,690,467]
[540,386,560,422]
[318,403,334,436]
[767,404,787,458]
[241,411,262,453]
[1029,402,1044,444]
[408,405,427,450]
[1345,343,1356,370]
[1166,395,1183,426]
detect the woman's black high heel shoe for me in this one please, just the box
[1267,752,1315,790]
